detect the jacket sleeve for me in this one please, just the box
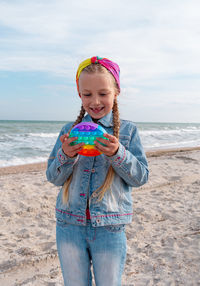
[107,125,149,187]
[46,125,78,186]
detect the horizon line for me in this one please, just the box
[0,119,200,124]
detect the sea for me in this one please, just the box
[0,120,200,167]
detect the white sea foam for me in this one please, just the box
[29,132,58,138]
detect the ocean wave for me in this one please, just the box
[140,128,200,136]
[144,139,200,150]
[29,132,59,138]
[0,156,48,167]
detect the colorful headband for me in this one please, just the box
[76,56,120,93]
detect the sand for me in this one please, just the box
[0,147,200,286]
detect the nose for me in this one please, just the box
[92,95,101,105]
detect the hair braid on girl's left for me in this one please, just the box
[91,99,120,202]
[112,99,120,139]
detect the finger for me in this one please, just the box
[71,142,85,150]
[60,133,69,143]
[95,137,109,146]
[71,144,85,155]
[63,143,84,155]
[60,135,65,143]
[95,144,118,157]
[65,136,78,144]
[103,133,117,142]
[63,143,84,157]
[95,141,110,152]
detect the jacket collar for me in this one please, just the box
[82,111,113,127]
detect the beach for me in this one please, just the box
[0,147,200,286]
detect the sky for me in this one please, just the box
[0,0,200,123]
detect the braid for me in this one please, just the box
[62,105,85,204]
[90,98,120,202]
[112,99,120,139]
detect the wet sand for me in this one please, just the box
[0,147,200,285]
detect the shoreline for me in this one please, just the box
[0,146,200,176]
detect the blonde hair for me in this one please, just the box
[62,64,120,204]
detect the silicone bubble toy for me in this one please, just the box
[69,122,108,156]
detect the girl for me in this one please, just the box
[46,56,149,286]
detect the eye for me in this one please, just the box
[99,93,107,96]
[83,93,91,97]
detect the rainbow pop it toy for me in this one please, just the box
[69,122,108,156]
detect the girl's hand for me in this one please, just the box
[94,133,119,157]
[60,134,84,158]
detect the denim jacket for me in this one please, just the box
[46,111,149,227]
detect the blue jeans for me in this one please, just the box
[56,219,127,286]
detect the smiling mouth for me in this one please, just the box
[90,107,104,114]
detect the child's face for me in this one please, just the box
[78,71,118,121]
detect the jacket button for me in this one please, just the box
[91,168,95,173]
[96,218,101,223]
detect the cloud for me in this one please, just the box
[1,0,200,82]
[0,0,200,122]
[0,1,71,41]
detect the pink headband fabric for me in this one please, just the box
[76,56,120,92]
